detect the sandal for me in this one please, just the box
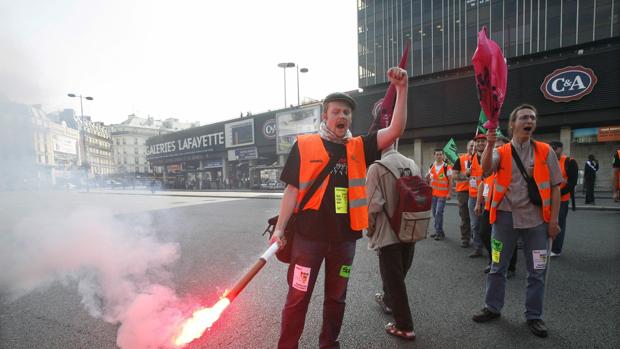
[385,322,416,340]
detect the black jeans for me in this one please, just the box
[584,176,596,204]
[480,210,517,271]
[378,242,415,331]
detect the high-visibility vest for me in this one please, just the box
[469,154,483,198]
[430,163,450,198]
[483,174,495,211]
[296,134,368,230]
[559,154,572,202]
[489,141,552,224]
[455,154,471,192]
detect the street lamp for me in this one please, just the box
[277,62,295,107]
[296,66,309,106]
[67,93,94,181]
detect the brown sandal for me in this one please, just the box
[385,322,416,340]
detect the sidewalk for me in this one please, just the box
[86,187,620,211]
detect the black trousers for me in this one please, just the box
[479,210,517,271]
[584,176,596,204]
[379,242,415,332]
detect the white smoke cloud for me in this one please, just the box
[0,206,194,349]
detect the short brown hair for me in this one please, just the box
[508,104,537,136]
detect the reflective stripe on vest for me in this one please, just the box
[617,150,620,190]
[469,154,483,198]
[559,155,570,202]
[296,134,368,230]
[431,163,450,198]
[455,154,470,192]
[489,141,552,224]
[484,174,495,211]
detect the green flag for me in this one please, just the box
[442,138,458,165]
[477,110,505,138]
[477,110,488,134]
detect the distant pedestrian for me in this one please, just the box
[584,154,599,204]
[549,141,578,257]
[366,142,420,340]
[426,149,452,241]
[452,140,475,247]
[614,150,620,202]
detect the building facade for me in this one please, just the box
[358,0,619,86]
[108,115,196,178]
[354,0,619,191]
[146,110,287,190]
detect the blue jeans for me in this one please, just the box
[278,235,356,349]
[468,197,483,251]
[431,196,446,236]
[484,211,549,320]
[552,201,569,254]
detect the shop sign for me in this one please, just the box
[53,135,78,155]
[262,118,276,139]
[598,126,620,142]
[540,65,597,102]
[236,147,258,160]
[204,159,223,168]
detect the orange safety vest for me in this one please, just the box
[483,174,495,211]
[295,134,368,230]
[469,154,483,198]
[559,155,571,202]
[455,154,471,192]
[430,163,450,198]
[489,141,552,224]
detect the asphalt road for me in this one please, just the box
[0,191,618,349]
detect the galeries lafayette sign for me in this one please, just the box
[540,65,597,102]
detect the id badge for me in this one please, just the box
[483,183,490,197]
[335,187,348,214]
[469,178,477,188]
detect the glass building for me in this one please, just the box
[358,0,620,87]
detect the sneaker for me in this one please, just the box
[434,235,445,241]
[527,319,548,338]
[472,307,500,322]
[430,233,437,238]
[385,322,416,340]
[374,293,392,314]
[461,241,470,248]
[507,270,515,279]
[468,250,483,258]
[550,252,561,257]
[484,264,491,274]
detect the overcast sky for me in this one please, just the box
[0,0,358,125]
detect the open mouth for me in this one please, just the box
[523,126,533,132]
[336,122,347,130]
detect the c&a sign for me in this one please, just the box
[540,65,597,103]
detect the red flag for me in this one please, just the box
[369,42,410,133]
[472,26,507,130]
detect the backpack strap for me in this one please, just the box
[373,161,400,221]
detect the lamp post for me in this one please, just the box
[296,66,309,106]
[67,93,94,185]
[277,62,295,107]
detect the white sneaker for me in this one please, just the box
[550,252,561,257]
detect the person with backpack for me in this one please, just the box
[549,141,579,257]
[583,154,599,204]
[472,104,562,338]
[366,142,423,340]
[426,149,453,241]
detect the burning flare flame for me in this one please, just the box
[174,297,231,347]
